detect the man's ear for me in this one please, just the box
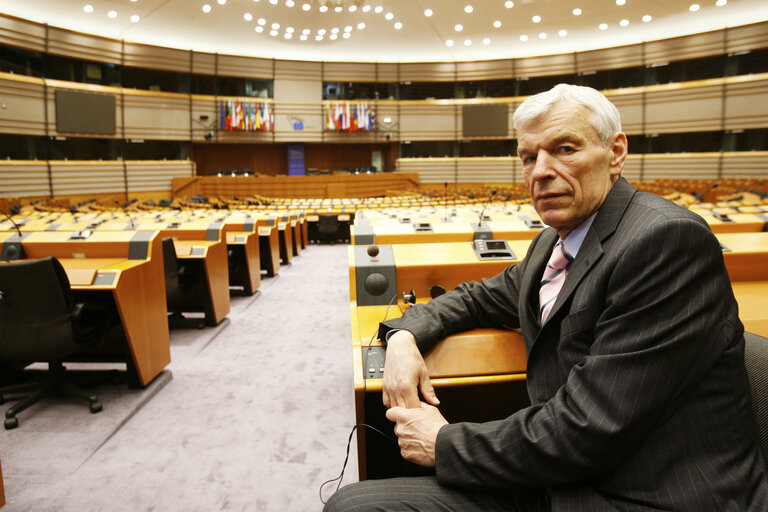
[609,132,628,177]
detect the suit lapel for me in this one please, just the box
[520,228,558,343]
[536,177,637,328]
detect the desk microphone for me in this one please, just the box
[1,209,23,237]
[478,189,497,227]
[1,208,26,260]
[115,200,136,229]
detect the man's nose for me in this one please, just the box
[530,150,556,181]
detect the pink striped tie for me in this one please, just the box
[539,241,573,324]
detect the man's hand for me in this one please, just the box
[382,330,440,409]
[386,402,448,468]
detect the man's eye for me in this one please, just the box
[558,146,575,154]
[522,155,536,164]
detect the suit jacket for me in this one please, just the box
[380,178,768,510]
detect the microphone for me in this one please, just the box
[115,200,136,229]
[1,208,26,261]
[478,189,497,227]
[1,209,23,238]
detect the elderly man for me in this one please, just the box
[325,84,768,511]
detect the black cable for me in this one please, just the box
[318,292,400,505]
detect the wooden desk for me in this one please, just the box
[172,239,230,326]
[225,230,261,295]
[0,230,170,387]
[716,232,768,282]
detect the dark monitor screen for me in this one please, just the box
[55,89,116,135]
[485,240,507,250]
[462,104,508,138]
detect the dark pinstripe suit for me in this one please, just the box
[376,178,768,510]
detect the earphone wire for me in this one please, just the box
[318,292,400,505]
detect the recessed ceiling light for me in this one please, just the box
[255,25,264,32]
[83,4,94,13]
[642,14,652,22]
[538,32,547,39]
[493,20,502,28]
[331,27,339,34]
[343,32,351,38]
[349,5,358,12]
[330,33,338,40]
[424,8,433,17]
[344,26,352,32]
[316,35,323,41]
[616,0,625,5]
[482,38,490,45]
[269,0,277,4]
[599,23,608,30]
[558,29,567,36]
[258,17,266,25]
[272,22,280,29]
[286,0,294,6]
[357,22,366,29]
[383,117,392,123]
[202,4,211,13]
[319,5,328,12]
[394,22,402,29]
[302,3,311,10]
[532,15,541,23]
[300,34,308,40]
[217,0,226,4]
[520,34,528,41]
[244,13,253,21]
[454,24,463,31]
[464,39,472,46]
[446,39,454,47]
[131,14,140,22]
[270,29,278,36]
[716,0,727,5]
[286,26,294,33]
[375,5,383,13]
[689,3,700,11]
[619,19,629,27]
[303,28,311,34]
[505,1,514,8]
[385,12,394,20]
[107,10,117,18]
[319,28,327,35]
[334,6,342,12]
[362,5,371,12]
[284,33,292,39]
[573,8,582,15]
[464,5,473,13]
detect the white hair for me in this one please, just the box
[512,84,622,146]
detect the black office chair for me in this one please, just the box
[162,237,205,329]
[745,331,768,468]
[0,257,115,429]
[316,215,340,244]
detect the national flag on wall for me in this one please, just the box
[219,99,273,132]
[324,101,376,133]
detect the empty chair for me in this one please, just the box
[0,257,115,429]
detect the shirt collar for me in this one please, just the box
[560,211,598,259]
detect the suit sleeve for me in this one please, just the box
[434,215,738,489]
[378,236,537,353]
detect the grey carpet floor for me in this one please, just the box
[0,244,358,511]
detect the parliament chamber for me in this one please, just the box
[0,2,768,510]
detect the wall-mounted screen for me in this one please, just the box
[55,89,116,135]
[462,104,508,138]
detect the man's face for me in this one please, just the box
[517,102,627,239]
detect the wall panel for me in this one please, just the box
[516,54,576,79]
[606,89,645,135]
[456,157,516,183]
[123,43,190,73]
[376,63,399,83]
[0,73,46,136]
[399,62,455,82]
[399,103,457,140]
[396,158,456,183]
[0,161,50,197]
[576,44,644,73]
[723,74,768,131]
[641,153,720,181]
[191,51,217,76]
[46,26,122,65]
[644,31,725,66]
[323,61,378,82]
[0,14,46,52]
[50,161,125,195]
[122,91,191,140]
[456,59,514,81]
[622,155,643,182]
[644,81,724,133]
[726,22,768,54]
[274,60,322,81]
[217,54,273,79]
[126,160,194,193]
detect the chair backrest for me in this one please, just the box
[0,257,77,360]
[317,215,339,235]
[744,331,768,467]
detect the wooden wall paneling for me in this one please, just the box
[375,102,399,142]
[456,157,515,183]
[726,22,768,53]
[720,151,768,179]
[321,131,377,144]
[376,63,399,83]
[641,153,720,181]
[623,154,644,183]
[515,53,576,79]
[191,51,217,76]
[273,99,323,143]
[0,161,51,198]
[644,29,725,66]
[455,59,514,81]
[322,61,378,82]
[191,95,219,142]
[399,103,458,140]
[217,54,274,79]
[125,160,195,194]
[644,80,725,133]
[605,88,645,136]
[396,157,456,183]
[0,73,47,136]
[399,62,456,82]
[191,142,288,175]
[303,142,389,171]
[274,60,322,81]
[122,42,191,73]
[121,90,191,140]
[0,13,47,52]
[46,26,122,65]
[723,74,768,131]
[576,43,645,73]
[49,161,126,195]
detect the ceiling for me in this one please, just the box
[2,0,768,63]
